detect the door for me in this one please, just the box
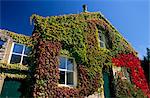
[0,78,22,98]
[103,71,111,98]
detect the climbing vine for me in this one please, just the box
[0,11,145,97]
[0,30,32,46]
[112,53,150,97]
[30,12,138,97]
[0,30,32,79]
[114,71,147,98]
[31,40,102,97]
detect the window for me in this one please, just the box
[9,43,31,65]
[122,68,130,81]
[0,40,6,60]
[59,56,76,86]
[0,40,5,49]
[98,30,106,48]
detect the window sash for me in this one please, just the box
[59,68,74,72]
[0,40,5,48]
[67,71,74,85]
[10,54,21,64]
[67,58,74,71]
[13,43,24,54]
[9,43,28,65]
[98,31,106,48]
[98,39,105,48]
[59,70,74,86]
[59,56,75,86]
[12,52,27,56]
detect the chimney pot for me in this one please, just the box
[83,4,87,12]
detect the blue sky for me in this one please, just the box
[0,0,149,59]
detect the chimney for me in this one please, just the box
[82,4,87,12]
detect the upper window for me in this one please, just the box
[59,56,75,86]
[0,40,5,49]
[9,43,31,65]
[0,40,6,60]
[98,30,106,48]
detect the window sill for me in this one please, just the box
[58,84,76,88]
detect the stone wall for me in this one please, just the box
[85,91,104,98]
[0,77,5,94]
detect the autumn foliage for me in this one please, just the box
[112,53,150,97]
[32,40,101,98]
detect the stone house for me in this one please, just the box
[0,9,148,98]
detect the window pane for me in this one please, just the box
[0,40,5,48]
[67,72,73,85]
[10,54,21,64]
[24,47,31,55]
[99,34,104,41]
[59,71,65,84]
[99,33,102,40]
[67,58,74,71]
[100,42,105,48]
[22,56,28,65]
[59,57,66,69]
[13,44,23,54]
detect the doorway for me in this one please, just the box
[0,78,22,98]
[103,68,115,98]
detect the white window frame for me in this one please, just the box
[8,42,28,65]
[98,30,106,48]
[58,56,77,87]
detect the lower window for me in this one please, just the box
[59,56,76,86]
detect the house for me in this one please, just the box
[0,7,149,98]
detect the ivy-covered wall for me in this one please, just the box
[0,30,31,45]
[30,12,138,97]
[0,30,32,79]
[1,11,147,97]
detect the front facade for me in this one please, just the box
[0,12,149,98]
